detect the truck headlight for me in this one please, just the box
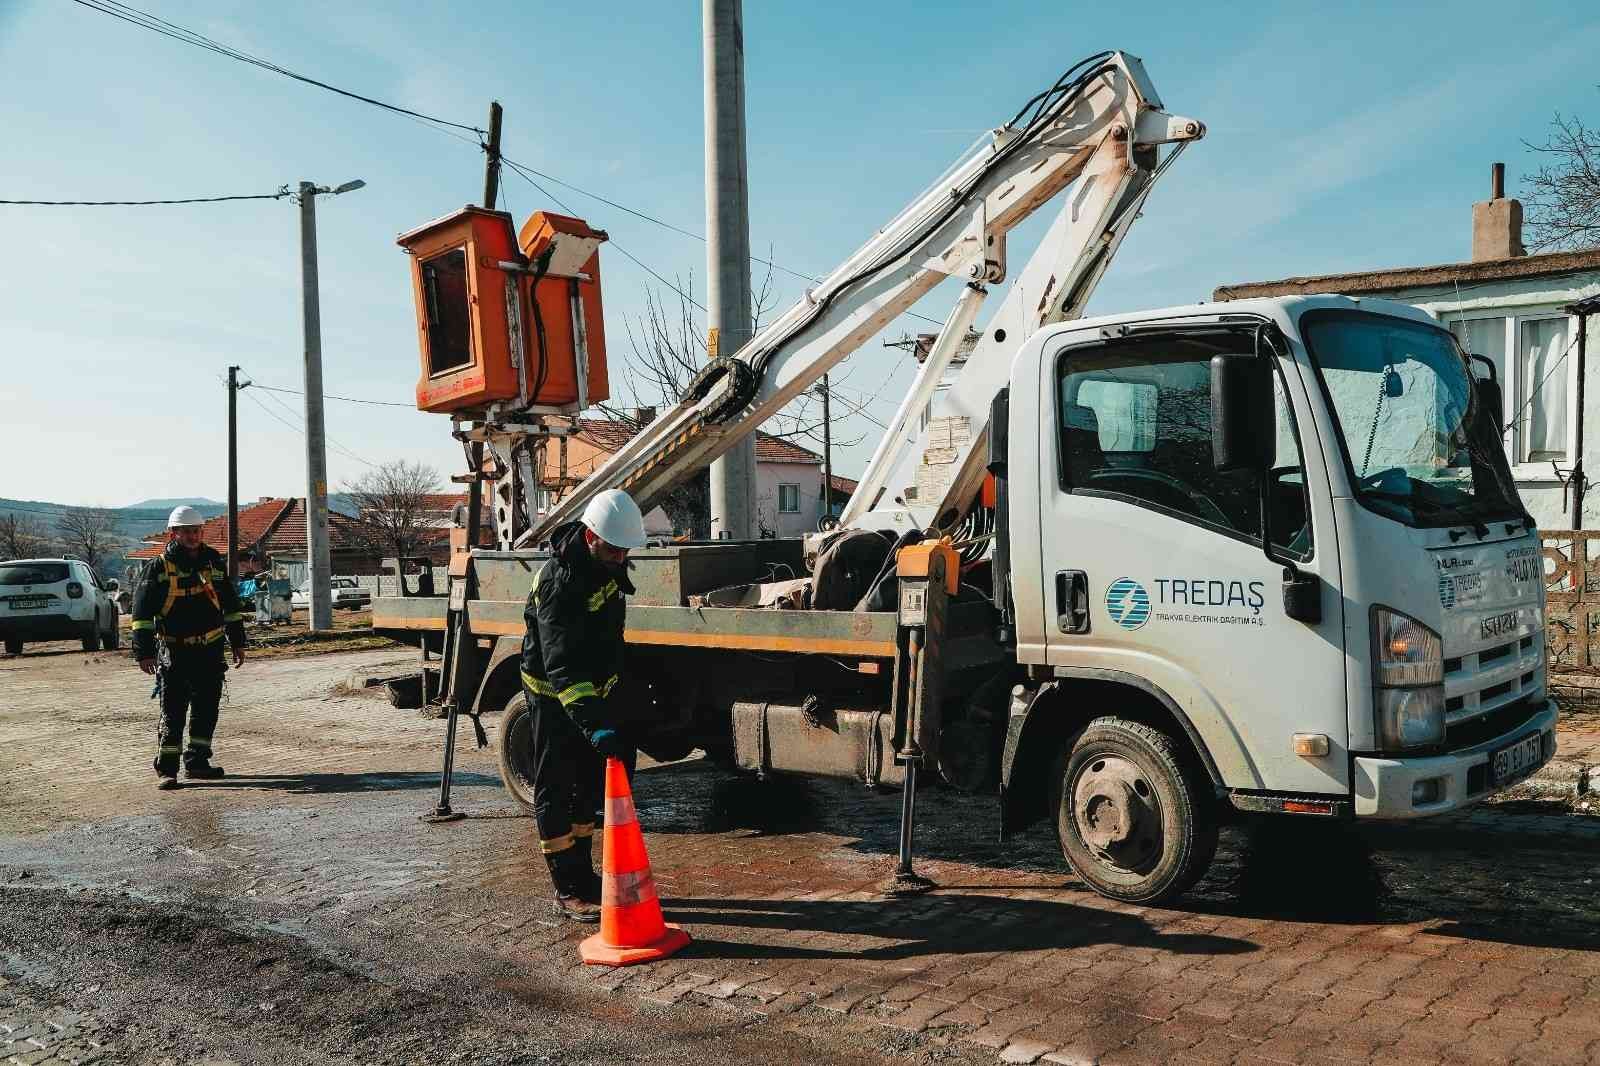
[1372,606,1444,751]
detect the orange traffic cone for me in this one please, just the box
[579,756,691,966]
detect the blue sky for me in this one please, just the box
[2,0,1597,507]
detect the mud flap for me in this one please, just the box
[998,682,1052,841]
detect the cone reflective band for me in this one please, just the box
[579,757,690,966]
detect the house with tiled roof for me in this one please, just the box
[538,412,849,538]
[124,496,387,586]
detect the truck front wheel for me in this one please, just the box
[1053,717,1217,904]
[496,694,538,817]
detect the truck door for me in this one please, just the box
[1036,325,1348,796]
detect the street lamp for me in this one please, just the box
[296,177,365,633]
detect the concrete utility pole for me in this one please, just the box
[226,365,243,581]
[820,373,833,525]
[296,178,365,632]
[704,0,756,539]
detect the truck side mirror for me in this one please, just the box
[1474,377,1503,433]
[1210,353,1270,472]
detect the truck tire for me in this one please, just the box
[81,624,101,652]
[1052,716,1217,904]
[4,638,21,656]
[496,693,538,817]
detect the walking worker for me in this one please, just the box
[519,489,648,921]
[131,506,247,790]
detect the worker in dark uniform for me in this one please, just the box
[520,489,647,921]
[131,506,247,791]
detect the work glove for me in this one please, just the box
[586,728,629,760]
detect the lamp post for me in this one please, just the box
[296,178,365,632]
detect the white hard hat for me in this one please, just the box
[580,489,648,550]
[167,505,205,529]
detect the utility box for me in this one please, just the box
[397,206,609,415]
[517,210,610,409]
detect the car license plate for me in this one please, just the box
[1492,732,1543,786]
[8,597,50,610]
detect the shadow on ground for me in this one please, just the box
[631,758,1600,956]
[662,891,1258,963]
[179,771,499,794]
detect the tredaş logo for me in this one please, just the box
[1105,577,1151,631]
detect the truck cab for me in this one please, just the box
[1001,294,1557,900]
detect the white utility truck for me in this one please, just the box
[376,51,1557,902]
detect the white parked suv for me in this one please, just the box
[291,576,372,610]
[0,558,121,655]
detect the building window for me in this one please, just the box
[1519,317,1570,463]
[1448,313,1573,469]
[778,484,801,513]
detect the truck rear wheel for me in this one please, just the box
[1053,717,1216,904]
[496,693,538,817]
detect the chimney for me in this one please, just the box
[1472,162,1526,261]
[635,406,657,425]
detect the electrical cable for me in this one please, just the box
[740,57,1121,388]
[241,382,377,468]
[67,0,485,137]
[1,189,291,206]
[247,383,414,409]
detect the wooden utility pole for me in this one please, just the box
[226,365,243,579]
[463,100,503,552]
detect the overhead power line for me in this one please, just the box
[66,0,485,137]
[248,382,414,409]
[1,189,292,207]
[68,0,950,332]
[239,381,376,469]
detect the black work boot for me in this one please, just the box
[545,850,599,923]
[154,756,180,791]
[185,758,225,780]
[575,835,602,903]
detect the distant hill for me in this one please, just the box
[0,497,228,547]
[124,497,224,510]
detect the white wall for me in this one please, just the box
[755,461,824,539]
[1392,273,1600,528]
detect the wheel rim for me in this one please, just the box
[1071,753,1164,876]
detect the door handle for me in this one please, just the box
[1056,570,1090,634]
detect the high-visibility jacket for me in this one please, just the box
[519,520,632,736]
[131,542,247,660]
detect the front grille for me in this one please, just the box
[1445,696,1544,750]
[1443,628,1545,730]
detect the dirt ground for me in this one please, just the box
[3,645,1600,1065]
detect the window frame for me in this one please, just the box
[1051,324,1315,561]
[1440,306,1579,480]
[777,483,802,514]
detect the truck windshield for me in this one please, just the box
[1302,310,1522,529]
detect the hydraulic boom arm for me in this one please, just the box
[527,51,1202,545]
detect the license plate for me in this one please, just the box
[7,597,50,610]
[1492,732,1543,786]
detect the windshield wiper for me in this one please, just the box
[1360,489,1491,537]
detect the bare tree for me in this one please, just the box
[1524,106,1600,251]
[55,508,123,573]
[0,513,53,561]
[344,460,445,561]
[598,263,869,537]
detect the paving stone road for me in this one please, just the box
[2,642,1599,1065]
